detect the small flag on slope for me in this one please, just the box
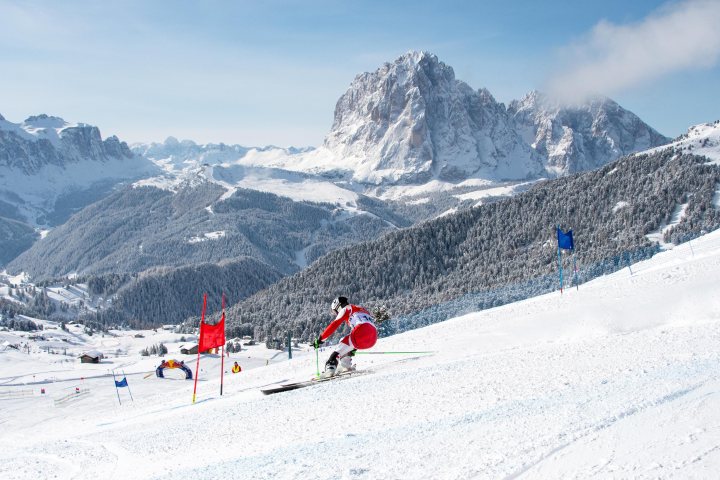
[557,227,574,250]
[115,377,128,388]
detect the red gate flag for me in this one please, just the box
[198,311,225,351]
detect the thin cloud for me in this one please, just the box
[545,0,720,103]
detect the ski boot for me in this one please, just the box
[323,352,339,378]
[337,349,357,373]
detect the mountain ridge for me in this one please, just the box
[0,112,160,228]
[509,90,670,175]
[127,51,670,197]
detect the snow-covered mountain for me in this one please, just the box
[259,51,670,186]
[129,138,340,205]
[0,113,159,227]
[0,52,691,275]
[132,51,672,207]
[132,136,313,170]
[200,51,671,197]
[0,114,131,173]
[321,51,544,184]
[509,91,671,176]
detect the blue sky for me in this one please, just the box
[1,0,719,146]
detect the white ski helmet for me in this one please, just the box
[331,296,348,313]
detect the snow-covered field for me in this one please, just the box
[2,230,720,479]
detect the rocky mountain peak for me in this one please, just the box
[23,114,69,129]
[389,50,454,84]
[320,47,670,184]
[509,91,670,175]
[0,112,159,230]
[0,112,136,174]
[323,51,542,184]
[363,51,450,85]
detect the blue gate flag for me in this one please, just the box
[115,377,128,388]
[557,228,574,250]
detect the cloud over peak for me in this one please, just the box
[545,0,720,104]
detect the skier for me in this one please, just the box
[231,361,241,373]
[312,296,377,377]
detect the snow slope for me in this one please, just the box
[2,229,720,479]
[645,120,720,163]
[133,142,361,210]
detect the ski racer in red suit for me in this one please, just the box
[313,296,377,377]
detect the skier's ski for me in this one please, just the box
[261,370,366,395]
[280,369,363,387]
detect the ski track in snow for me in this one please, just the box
[2,232,720,478]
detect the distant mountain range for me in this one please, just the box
[0,50,688,310]
[0,114,133,174]
[124,51,670,187]
[0,114,162,267]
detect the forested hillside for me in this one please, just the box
[8,182,409,280]
[79,257,282,329]
[0,216,38,265]
[222,149,720,342]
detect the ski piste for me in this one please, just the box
[261,369,368,395]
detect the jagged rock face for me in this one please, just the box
[324,52,671,184]
[0,114,134,174]
[324,51,543,184]
[0,113,158,231]
[509,92,670,175]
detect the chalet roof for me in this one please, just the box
[80,350,103,358]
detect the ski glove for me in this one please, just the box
[312,337,324,349]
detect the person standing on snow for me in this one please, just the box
[312,296,377,376]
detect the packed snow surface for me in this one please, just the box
[2,229,720,479]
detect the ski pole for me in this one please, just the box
[355,351,436,355]
[314,340,320,378]
[112,370,121,406]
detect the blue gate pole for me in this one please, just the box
[557,245,563,294]
[112,370,122,405]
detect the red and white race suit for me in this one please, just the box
[320,304,377,357]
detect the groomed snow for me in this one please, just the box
[2,229,720,479]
